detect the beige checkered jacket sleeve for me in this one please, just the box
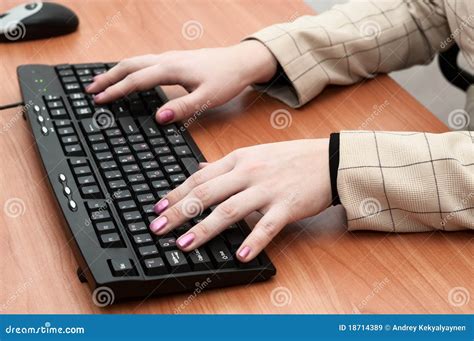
[248,0,474,231]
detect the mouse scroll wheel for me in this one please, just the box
[25,3,38,10]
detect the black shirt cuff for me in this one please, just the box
[329,133,341,206]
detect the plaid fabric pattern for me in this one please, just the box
[248,0,474,231]
[338,131,473,231]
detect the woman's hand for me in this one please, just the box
[86,40,277,124]
[149,139,331,262]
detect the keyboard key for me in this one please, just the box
[182,158,199,175]
[152,179,169,190]
[128,221,148,233]
[146,170,164,180]
[143,257,167,275]
[133,233,154,245]
[224,228,245,253]
[154,146,171,155]
[118,200,137,211]
[81,185,102,198]
[123,211,142,222]
[50,108,68,119]
[165,250,190,272]
[77,175,96,185]
[174,146,192,156]
[104,170,121,180]
[118,117,140,134]
[108,180,127,190]
[164,164,182,174]
[114,189,132,200]
[149,137,166,146]
[109,259,136,276]
[73,165,92,175]
[61,135,78,145]
[158,236,176,250]
[100,161,118,171]
[132,183,150,193]
[65,144,84,156]
[57,126,75,135]
[189,248,212,271]
[167,135,185,145]
[208,238,235,268]
[92,143,109,152]
[127,173,145,183]
[159,155,176,164]
[128,134,145,143]
[123,164,141,174]
[100,232,122,247]
[137,193,155,204]
[95,221,116,233]
[170,174,186,184]
[90,210,111,221]
[139,245,159,258]
[138,117,161,137]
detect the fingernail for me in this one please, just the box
[150,216,168,233]
[238,246,251,259]
[93,75,100,81]
[85,83,93,92]
[157,109,174,123]
[154,199,169,214]
[176,233,195,248]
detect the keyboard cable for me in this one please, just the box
[0,101,24,111]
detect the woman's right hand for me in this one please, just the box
[86,40,277,124]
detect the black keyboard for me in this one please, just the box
[17,63,275,304]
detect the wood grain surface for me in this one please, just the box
[0,0,472,314]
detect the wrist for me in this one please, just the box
[234,40,278,85]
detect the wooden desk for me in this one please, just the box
[0,0,472,314]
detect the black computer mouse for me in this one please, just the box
[0,2,79,42]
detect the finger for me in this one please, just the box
[86,55,159,94]
[153,155,235,214]
[174,187,267,251]
[198,162,209,169]
[93,64,179,104]
[155,86,212,124]
[150,170,246,235]
[236,206,288,262]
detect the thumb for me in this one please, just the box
[155,88,211,124]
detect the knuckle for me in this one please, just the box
[125,73,139,87]
[192,184,210,202]
[175,99,190,115]
[258,220,279,240]
[189,171,206,187]
[196,222,211,236]
[217,202,239,221]
[119,58,134,71]
[167,205,182,220]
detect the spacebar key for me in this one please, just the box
[182,158,198,175]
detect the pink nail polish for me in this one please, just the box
[177,233,195,248]
[158,109,174,123]
[154,199,169,214]
[238,246,251,259]
[150,216,167,233]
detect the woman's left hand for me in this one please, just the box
[149,139,332,262]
